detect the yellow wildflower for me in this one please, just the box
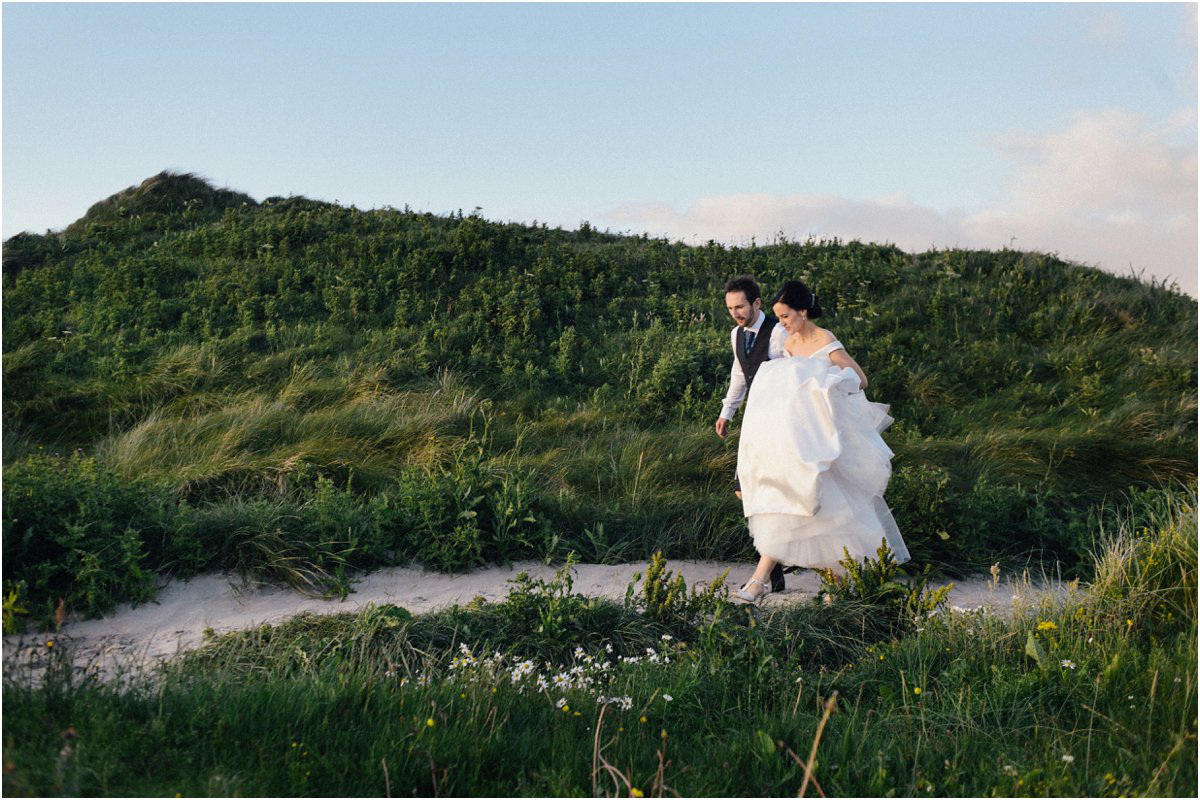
[913,687,922,695]
[426,717,435,728]
[632,789,644,798]
[1036,620,1057,631]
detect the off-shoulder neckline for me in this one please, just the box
[788,339,842,358]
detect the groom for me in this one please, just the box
[714,275,790,592]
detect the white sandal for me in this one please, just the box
[733,577,771,604]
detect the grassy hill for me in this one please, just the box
[3,171,1196,619]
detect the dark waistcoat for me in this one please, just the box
[735,316,778,391]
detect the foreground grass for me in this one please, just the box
[4,493,1196,797]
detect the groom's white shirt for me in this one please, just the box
[719,309,788,421]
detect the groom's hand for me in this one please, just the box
[715,417,729,438]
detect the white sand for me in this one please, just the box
[2,560,1070,682]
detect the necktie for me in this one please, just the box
[744,330,756,355]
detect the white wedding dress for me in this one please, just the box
[737,339,910,569]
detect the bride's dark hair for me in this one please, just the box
[771,280,822,319]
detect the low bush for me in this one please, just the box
[2,453,180,619]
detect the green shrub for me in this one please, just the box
[630,549,729,624]
[2,453,181,620]
[815,539,951,631]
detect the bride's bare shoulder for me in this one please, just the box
[814,327,837,343]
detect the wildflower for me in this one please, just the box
[573,711,581,716]
[661,633,673,641]
[574,646,585,660]
[640,715,647,723]
[562,705,571,713]
[1003,765,1018,776]
[1036,621,1057,631]
[913,687,922,695]
[556,697,567,709]
[512,660,535,681]
[1061,754,1074,764]
[1174,677,1182,683]
[1061,659,1076,669]
[605,643,613,653]
[662,693,673,702]
[46,641,54,648]
[632,789,644,798]
[426,717,435,728]
[1087,636,1094,643]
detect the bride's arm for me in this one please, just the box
[829,347,868,390]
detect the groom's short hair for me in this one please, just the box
[724,275,761,303]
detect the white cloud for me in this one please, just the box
[600,109,1198,296]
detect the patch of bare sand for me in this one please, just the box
[3,561,1070,682]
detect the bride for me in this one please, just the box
[733,280,910,603]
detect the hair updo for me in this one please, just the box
[771,280,822,319]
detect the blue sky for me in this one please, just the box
[4,2,1196,293]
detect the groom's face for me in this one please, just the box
[725,291,761,327]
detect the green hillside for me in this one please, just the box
[3,172,1196,618]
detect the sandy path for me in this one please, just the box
[3,561,1069,681]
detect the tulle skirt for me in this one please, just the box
[737,355,910,570]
